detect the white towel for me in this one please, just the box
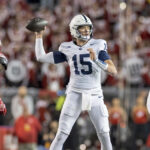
[66,87,103,111]
[82,92,92,111]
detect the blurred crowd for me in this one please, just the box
[0,0,150,150]
[0,0,149,89]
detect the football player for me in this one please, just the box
[0,52,8,115]
[34,14,117,150]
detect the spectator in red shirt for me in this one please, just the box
[14,102,41,150]
[131,94,149,149]
[109,98,127,149]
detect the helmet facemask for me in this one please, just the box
[76,25,93,41]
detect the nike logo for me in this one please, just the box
[98,96,102,98]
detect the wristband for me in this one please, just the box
[94,59,108,71]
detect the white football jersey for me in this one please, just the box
[58,38,108,90]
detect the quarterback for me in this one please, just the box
[35,14,117,150]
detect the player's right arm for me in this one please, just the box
[35,31,67,64]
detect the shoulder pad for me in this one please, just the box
[96,39,106,44]
[97,39,107,51]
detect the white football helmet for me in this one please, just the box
[69,14,93,41]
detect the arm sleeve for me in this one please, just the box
[35,38,55,63]
[35,38,67,64]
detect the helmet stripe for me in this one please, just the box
[82,14,88,22]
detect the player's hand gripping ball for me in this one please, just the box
[26,17,48,32]
[0,98,7,115]
[0,53,8,72]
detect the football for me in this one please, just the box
[26,17,48,32]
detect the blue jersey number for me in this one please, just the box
[72,54,92,75]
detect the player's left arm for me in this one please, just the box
[88,48,117,76]
[104,59,117,76]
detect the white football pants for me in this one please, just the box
[49,91,112,150]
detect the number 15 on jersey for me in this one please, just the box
[72,54,92,75]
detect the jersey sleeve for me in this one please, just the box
[53,51,67,64]
[97,40,110,61]
[35,38,67,64]
[55,43,69,63]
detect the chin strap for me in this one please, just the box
[94,58,108,71]
[0,98,7,115]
